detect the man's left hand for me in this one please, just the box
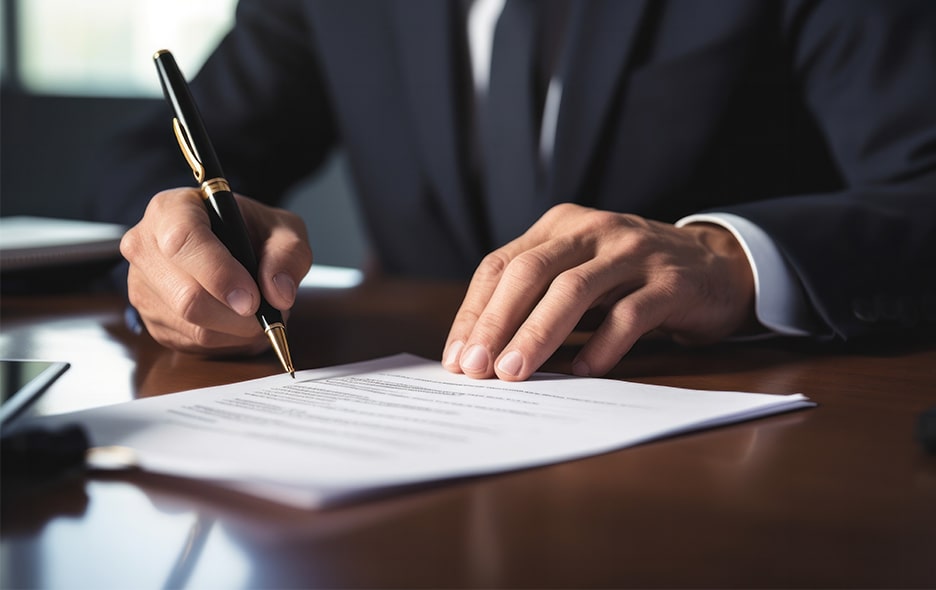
[442,203,757,380]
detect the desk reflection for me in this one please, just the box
[2,284,934,588]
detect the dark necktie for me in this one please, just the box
[479,0,541,246]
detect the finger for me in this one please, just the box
[457,237,591,378]
[573,284,674,377]
[442,203,593,373]
[443,249,514,372]
[141,310,268,355]
[127,263,262,343]
[132,271,275,356]
[146,190,261,317]
[492,260,627,381]
[442,203,590,373]
[246,205,313,311]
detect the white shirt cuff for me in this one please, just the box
[676,212,818,336]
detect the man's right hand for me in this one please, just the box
[119,187,313,355]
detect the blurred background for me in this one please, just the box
[0,0,369,271]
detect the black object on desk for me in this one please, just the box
[0,360,88,494]
[1,424,89,483]
[917,406,936,454]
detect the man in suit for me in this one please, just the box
[101,0,936,381]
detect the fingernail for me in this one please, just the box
[497,350,524,377]
[460,344,489,373]
[444,340,464,368]
[572,360,591,377]
[226,288,253,316]
[273,272,297,305]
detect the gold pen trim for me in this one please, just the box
[201,177,232,199]
[172,117,205,183]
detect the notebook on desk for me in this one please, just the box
[0,216,126,272]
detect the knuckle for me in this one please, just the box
[470,312,512,347]
[265,231,313,274]
[158,222,199,260]
[617,223,652,249]
[125,279,147,311]
[453,306,483,329]
[542,202,575,223]
[271,210,311,245]
[187,324,217,349]
[473,317,506,343]
[287,235,314,266]
[606,300,641,332]
[550,268,593,305]
[504,250,550,285]
[173,280,207,325]
[588,209,618,229]
[279,229,309,252]
[282,210,309,236]
[119,228,140,260]
[519,319,553,349]
[147,189,189,220]
[146,190,172,213]
[474,250,511,282]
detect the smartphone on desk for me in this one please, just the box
[0,359,70,428]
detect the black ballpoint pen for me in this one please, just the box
[153,49,295,378]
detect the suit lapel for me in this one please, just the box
[547,0,650,204]
[391,1,484,262]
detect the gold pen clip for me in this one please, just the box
[172,117,206,183]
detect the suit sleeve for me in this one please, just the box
[720,0,936,341]
[83,0,337,228]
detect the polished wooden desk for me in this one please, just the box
[2,280,935,588]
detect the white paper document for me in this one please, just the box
[30,354,814,508]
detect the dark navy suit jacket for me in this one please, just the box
[92,0,936,341]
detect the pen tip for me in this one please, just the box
[264,322,295,380]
